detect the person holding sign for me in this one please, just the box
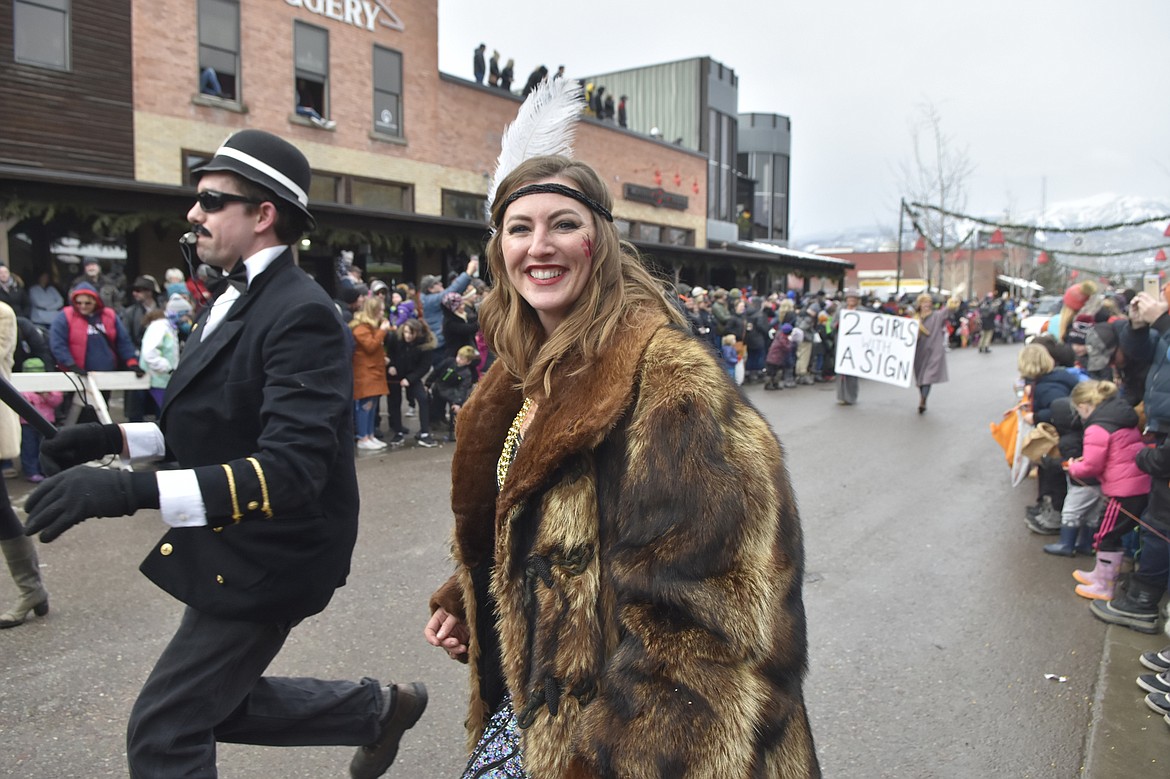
[912,293,949,414]
[833,290,862,405]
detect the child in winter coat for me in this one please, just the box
[1104,416,1170,637]
[427,345,478,442]
[720,333,739,380]
[1042,396,1102,557]
[140,308,180,410]
[18,357,62,483]
[1019,343,1081,533]
[1065,380,1150,600]
[764,323,794,390]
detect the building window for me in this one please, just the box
[706,108,737,222]
[663,227,693,247]
[13,0,69,70]
[634,223,662,243]
[183,151,213,186]
[373,45,403,137]
[310,173,341,203]
[294,21,330,123]
[613,219,631,240]
[441,190,486,221]
[771,153,789,240]
[197,0,239,100]
[350,178,411,212]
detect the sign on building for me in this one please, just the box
[285,0,404,33]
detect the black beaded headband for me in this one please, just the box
[496,182,614,225]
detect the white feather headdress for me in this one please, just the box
[485,77,585,222]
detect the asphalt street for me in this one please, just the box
[1,344,1169,777]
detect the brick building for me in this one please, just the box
[825,240,1035,300]
[1,0,849,294]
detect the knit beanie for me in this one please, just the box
[1062,281,1098,312]
[1066,314,1093,345]
[165,293,193,316]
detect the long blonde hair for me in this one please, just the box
[480,155,685,396]
[349,295,384,330]
[914,293,935,335]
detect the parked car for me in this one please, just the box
[1021,295,1063,341]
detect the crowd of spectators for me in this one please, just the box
[470,44,629,129]
[0,261,197,482]
[1000,280,1170,736]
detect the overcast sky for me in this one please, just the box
[437,0,1170,240]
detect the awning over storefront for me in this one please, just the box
[634,239,854,277]
[0,165,852,287]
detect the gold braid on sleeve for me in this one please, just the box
[245,457,274,519]
[221,463,243,523]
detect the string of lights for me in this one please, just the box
[902,203,1170,258]
[906,201,1170,233]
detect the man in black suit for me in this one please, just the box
[24,130,425,779]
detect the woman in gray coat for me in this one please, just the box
[913,293,949,413]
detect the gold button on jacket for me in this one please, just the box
[160,543,173,556]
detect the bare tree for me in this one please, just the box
[900,101,976,294]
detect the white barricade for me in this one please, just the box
[9,371,151,426]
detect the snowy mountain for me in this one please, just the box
[796,194,1170,271]
[1024,194,1170,270]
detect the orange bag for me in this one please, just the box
[990,408,1021,466]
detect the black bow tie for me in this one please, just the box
[205,260,248,298]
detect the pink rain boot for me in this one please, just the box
[1074,550,1123,600]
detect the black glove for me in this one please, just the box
[24,468,159,543]
[132,365,146,378]
[40,422,124,476]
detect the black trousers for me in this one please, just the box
[127,606,383,778]
[386,380,429,436]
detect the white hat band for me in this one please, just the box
[212,145,309,207]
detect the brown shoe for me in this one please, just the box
[349,682,428,779]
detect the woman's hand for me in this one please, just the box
[425,607,469,660]
[1023,412,1035,425]
[401,378,410,388]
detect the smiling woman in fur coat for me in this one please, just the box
[425,155,819,779]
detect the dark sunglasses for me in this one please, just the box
[196,190,263,213]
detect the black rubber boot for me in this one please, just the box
[1090,576,1164,633]
[1074,524,1097,556]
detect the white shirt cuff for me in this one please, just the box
[122,423,166,461]
[156,470,208,528]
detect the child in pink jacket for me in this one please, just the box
[18,357,63,483]
[1065,380,1149,601]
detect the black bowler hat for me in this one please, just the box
[194,129,315,230]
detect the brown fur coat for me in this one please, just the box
[430,309,819,778]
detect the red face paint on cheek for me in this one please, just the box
[582,238,594,259]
